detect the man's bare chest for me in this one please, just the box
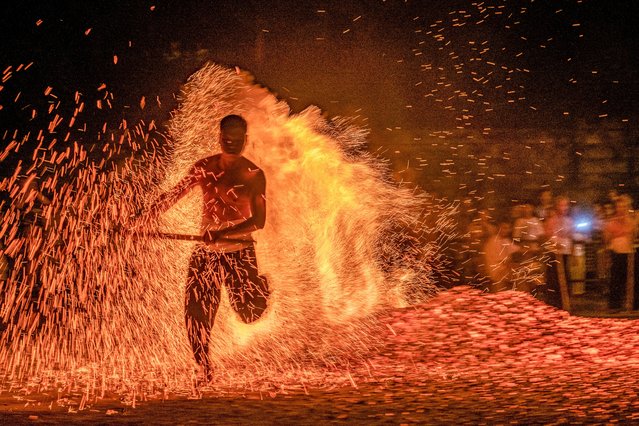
[199,170,252,203]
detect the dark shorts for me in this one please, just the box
[185,244,269,323]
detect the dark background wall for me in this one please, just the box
[384,124,639,208]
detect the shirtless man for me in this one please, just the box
[146,115,269,379]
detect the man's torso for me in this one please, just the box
[193,155,263,251]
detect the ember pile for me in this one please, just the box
[350,285,639,422]
[374,285,639,376]
[5,285,639,424]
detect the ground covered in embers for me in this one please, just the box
[3,286,639,424]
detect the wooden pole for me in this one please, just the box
[128,231,254,245]
[146,232,254,245]
[625,252,635,311]
[556,255,571,312]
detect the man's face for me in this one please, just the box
[605,203,614,216]
[616,198,630,214]
[219,126,247,155]
[557,200,569,215]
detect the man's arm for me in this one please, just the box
[206,170,266,242]
[543,214,556,238]
[137,165,202,222]
[604,216,635,242]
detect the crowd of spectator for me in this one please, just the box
[458,187,639,311]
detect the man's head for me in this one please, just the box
[539,188,553,206]
[615,194,632,214]
[219,114,247,155]
[554,195,570,216]
[608,189,620,203]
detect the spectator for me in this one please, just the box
[465,208,497,288]
[592,201,607,234]
[483,219,520,292]
[513,200,545,252]
[535,188,553,221]
[608,189,620,204]
[592,199,611,283]
[510,202,523,222]
[543,195,574,309]
[604,194,636,311]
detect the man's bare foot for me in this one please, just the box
[195,364,214,387]
[204,365,214,383]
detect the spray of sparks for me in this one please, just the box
[0,63,455,393]
[0,1,631,414]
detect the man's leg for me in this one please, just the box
[544,253,562,309]
[185,248,221,373]
[223,246,270,323]
[609,252,627,310]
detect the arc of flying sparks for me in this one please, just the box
[0,63,452,391]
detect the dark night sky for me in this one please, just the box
[1,0,638,142]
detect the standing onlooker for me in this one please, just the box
[592,199,611,284]
[535,188,554,222]
[513,200,545,252]
[465,208,497,288]
[543,196,574,309]
[483,219,520,292]
[608,189,620,204]
[604,194,636,311]
[592,201,607,234]
[510,202,523,223]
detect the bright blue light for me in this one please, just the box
[576,222,589,229]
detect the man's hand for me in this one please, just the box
[203,230,224,244]
[128,206,160,228]
[127,209,147,231]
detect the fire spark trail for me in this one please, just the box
[0,64,452,393]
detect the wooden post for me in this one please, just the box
[625,252,635,311]
[557,255,571,312]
